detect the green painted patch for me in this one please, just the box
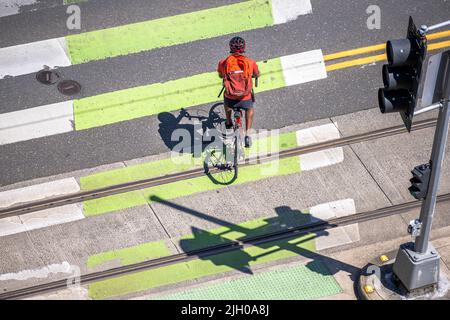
[80,131,296,190]
[87,241,170,271]
[83,191,148,215]
[156,260,342,300]
[63,0,86,5]
[86,207,316,299]
[80,154,195,190]
[179,210,311,252]
[244,130,297,158]
[66,0,274,64]
[73,57,284,130]
[82,156,300,216]
[88,233,316,300]
[80,130,298,217]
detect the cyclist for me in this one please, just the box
[217,36,260,148]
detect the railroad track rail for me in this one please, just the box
[2,191,450,300]
[0,118,438,219]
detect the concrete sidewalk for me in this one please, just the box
[0,106,449,300]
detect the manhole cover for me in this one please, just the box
[57,80,81,95]
[36,70,60,85]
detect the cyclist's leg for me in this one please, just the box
[245,107,254,134]
[224,104,233,127]
[224,97,236,128]
[239,99,254,148]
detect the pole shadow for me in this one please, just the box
[150,195,360,281]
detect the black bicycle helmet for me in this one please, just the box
[229,36,246,54]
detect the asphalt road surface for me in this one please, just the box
[0,0,449,186]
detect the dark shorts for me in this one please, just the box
[224,97,254,110]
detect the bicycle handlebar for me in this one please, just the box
[180,108,192,120]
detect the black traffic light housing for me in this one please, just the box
[409,163,432,200]
[378,17,428,131]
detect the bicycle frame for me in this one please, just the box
[233,110,243,129]
[232,108,245,164]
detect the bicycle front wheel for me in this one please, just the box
[234,131,244,180]
[203,143,237,185]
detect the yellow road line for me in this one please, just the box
[323,44,385,61]
[326,39,450,72]
[326,53,386,72]
[324,29,450,63]
[429,40,450,51]
[427,30,450,41]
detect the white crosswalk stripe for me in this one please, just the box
[0,0,38,18]
[0,38,71,78]
[310,199,360,251]
[0,100,74,145]
[0,178,84,237]
[271,0,312,24]
[296,123,345,171]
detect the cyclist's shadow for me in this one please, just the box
[157,103,226,158]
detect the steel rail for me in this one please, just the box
[2,191,450,300]
[0,118,437,219]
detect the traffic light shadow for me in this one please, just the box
[150,195,360,282]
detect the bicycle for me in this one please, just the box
[227,103,247,178]
[205,76,258,185]
[202,106,242,184]
[207,76,258,182]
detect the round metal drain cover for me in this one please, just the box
[36,70,60,85]
[57,80,81,95]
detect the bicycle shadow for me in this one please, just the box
[157,103,226,158]
[158,104,239,186]
[151,195,360,281]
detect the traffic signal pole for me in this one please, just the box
[415,98,450,254]
[419,20,450,35]
[359,20,450,298]
[375,18,450,293]
[392,50,450,293]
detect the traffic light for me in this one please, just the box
[409,163,432,200]
[378,17,428,131]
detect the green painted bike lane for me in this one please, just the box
[66,0,276,64]
[64,0,86,5]
[73,57,285,130]
[80,123,342,300]
[80,129,298,216]
[86,210,332,300]
[156,260,342,300]
[68,0,319,132]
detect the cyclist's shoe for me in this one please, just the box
[245,136,252,148]
[225,122,233,130]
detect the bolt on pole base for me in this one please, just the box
[357,248,449,300]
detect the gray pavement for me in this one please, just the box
[1,0,449,186]
[1,1,450,300]
[321,224,450,300]
[0,0,243,46]
[0,107,449,299]
[332,109,450,205]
